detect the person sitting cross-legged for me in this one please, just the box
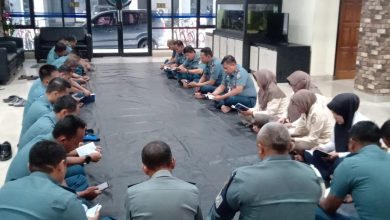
[0,140,101,220]
[125,141,202,220]
[176,45,203,86]
[317,121,390,220]
[211,55,257,113]
[208,122,323,220]
[20,77,71,143]
[188,47,224,97]
[381,119,390,148]
[19,95,79,147]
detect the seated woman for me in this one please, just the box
[305,93,368,184]
[288,90,334,152]
[285,70,324,123]
[286,70,322,94]
[238,69,288,126]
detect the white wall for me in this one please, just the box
[282,0,340,76]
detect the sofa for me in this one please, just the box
[34,27,92,62]
[0,37,25,85]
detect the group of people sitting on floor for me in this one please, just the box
[0,38,390,220]
[0,37,106,219]
[160,39,390,219]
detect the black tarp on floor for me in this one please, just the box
[81,62,258,219]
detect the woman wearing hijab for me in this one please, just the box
[286,70,322,94]
[305,93,368,183]
[239,69,288,127]
[288,90,334,151]
[284,70,324,123]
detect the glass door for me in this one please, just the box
[91,0,152,55]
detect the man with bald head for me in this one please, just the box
[209,122,324,220]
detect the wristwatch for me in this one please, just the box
[84,155,92,164]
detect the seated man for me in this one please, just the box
[209,122,323,220]
[0,140,100,220]
[164,40,185,79]
[47,41,69,67]
[125,141,202,220]
[176,45,203,86]
[65,35,93,73]
[23,64,60,117]
[20,77,71,141]
[318,121,390,220]
[19,95,79,147]
[7,115,102,196]
[59,64,92,96]
[381,119,390,148]
[160,39,176,68]
[211,55,257,113]
[187,47,224,96]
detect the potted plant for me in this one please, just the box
[1,12,14,37]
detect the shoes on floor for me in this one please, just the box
[8,97,25,107]
[3,95,19,103]
[0,141,12,161]
[13,98,26,107]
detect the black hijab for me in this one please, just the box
[327,93,360,152]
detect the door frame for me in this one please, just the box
[91,0,153,57]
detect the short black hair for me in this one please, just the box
[350,121,381,144]
[52,115,86,139]
[142,141,172,170]
[58,64,72,74]
[200,47,213,57]
[175,40,184,47]
[29,140,67,173]
[65,35,77,42]
[53,95,78,113]
[54,41,67,53]
[39,64,57,81]
[381,119,390,140]
[183,45,195,54]
[46,77,71,94]
[221,55,236,65]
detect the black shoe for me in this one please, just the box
[0,141,12,161]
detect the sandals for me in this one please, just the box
[3,95,19,103]
[18,75,39,80]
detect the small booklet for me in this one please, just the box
[231,103,249,111]
[76,142,97,157]
[86,203,102,218]
[204,94,215,100]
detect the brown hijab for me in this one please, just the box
[287,70,322,94]
[253,69,286,110]
[288,89,317,122]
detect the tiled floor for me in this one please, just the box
[0,57,389,186]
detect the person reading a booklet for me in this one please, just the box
[0,140,101,220]
[6,115,102,200]
[210,55,257,113]
[238,69,288,127]
[317,121,390,220]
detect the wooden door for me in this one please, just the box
[334,0,362,79]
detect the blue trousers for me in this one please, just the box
[65,165,89,192]
[214,96,256,109]
[199,85,218,94]
[304,151,344,184]
[316,207,358,220]
[177,72,201,82]
[165,70,177,79]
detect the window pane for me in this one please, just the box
[153,28,172,49]
[12,29,36,50]
[63,0,87,27]
[152,0,172,27]
[4,0,31,25]
[200,0,216,26]
[173,28,196,47]
[173,0,197,28]
[198,28,214,48]
[33,0,63,27]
